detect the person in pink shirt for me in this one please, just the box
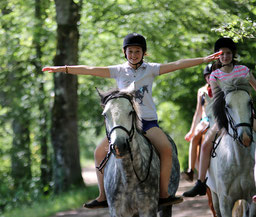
[183,37,256,198]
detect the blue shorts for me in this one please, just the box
[142,119,159,132]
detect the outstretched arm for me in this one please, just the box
[42,65,111,78]
[159,51,222,75]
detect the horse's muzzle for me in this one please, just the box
[238,130,252,147]
[110,137,130,158]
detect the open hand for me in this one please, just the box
[42,66,65,73]
[204,51,222,63]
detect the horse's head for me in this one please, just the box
[98,89,140,158]
[213,77,254,147]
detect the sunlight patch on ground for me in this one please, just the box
[82,164,97,185]
[55,210,79,216]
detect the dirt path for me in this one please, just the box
[51,165,213,217]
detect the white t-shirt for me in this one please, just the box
[108,62,160,121]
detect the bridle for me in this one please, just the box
[224,88,254,145]
[97,95,153,183]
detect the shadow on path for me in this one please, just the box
[51,165,212,217]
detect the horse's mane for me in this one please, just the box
[212,77,251,132]
[98,88,143,133]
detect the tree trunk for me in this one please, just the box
[52,0,84,193]
[34,0,52,194]
[11,116,31,188]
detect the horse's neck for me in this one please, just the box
[133,131,152,155]
[118,131,153,174]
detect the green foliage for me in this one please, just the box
[1,185,98,217]
[212,0,256,41]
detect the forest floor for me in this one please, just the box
[51,165,213,217]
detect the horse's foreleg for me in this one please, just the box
[219,196,234,217]
[138,208,158,217]
[159,205,172,217]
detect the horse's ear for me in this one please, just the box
[95,87,105,108]
[96,87,103,99]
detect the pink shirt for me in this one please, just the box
[210,65,249,82]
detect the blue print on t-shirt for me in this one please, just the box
[135,85,148,105]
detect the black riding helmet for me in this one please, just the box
[123,33,147,52]
[214,37,236,53]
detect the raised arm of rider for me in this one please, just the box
[159,52,221,75]
[42,65,110,78]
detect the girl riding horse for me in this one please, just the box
[183,38,256,204]
[43,33,221,208]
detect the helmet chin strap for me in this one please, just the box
[128,58,144,69]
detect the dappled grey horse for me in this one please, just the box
[97,89,180,217]
[206,77,256,217]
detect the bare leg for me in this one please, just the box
[145,127,172,198]
[183,124,218,197]
[181,134,200,182]
[83,137,109,208]
[198,124,218,181]
[94,136,109,201]
[189,133,201,171]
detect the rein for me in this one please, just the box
[224,89,254,145]
[97,95,153,184]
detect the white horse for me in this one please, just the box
[97,89,181,217]
[206,77,256,217]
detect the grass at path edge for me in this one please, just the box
[1,185,98,217]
